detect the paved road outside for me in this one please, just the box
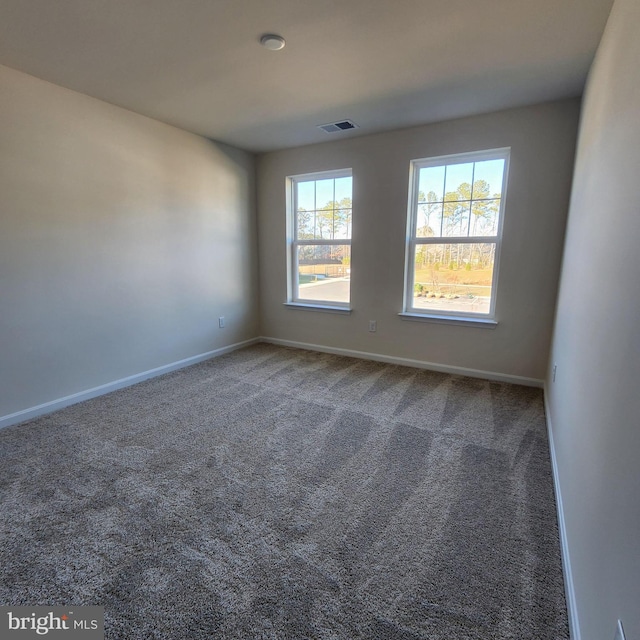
[299,277,490,313]
[298,277,350,304]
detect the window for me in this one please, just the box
[403,148,509,321]
[287,169,352,309]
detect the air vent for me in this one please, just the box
[317,120,359,134]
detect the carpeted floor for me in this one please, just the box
[0,344,568,639]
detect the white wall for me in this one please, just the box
[546,0,640,638]
[257,100,579,382]
[0,64,258,420]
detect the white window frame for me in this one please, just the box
[402,148,510,324]
[286,168,353,312]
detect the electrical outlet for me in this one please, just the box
[368,320,377,332]
[614,620,626,640]
[552,364,557,382]
[218,316,225,328]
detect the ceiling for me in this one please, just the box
[0,0,614,153]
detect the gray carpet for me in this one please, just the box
[0,343,569,639]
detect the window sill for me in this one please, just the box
[398,312,498,328]
[284,302,352,315]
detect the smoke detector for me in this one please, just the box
[260,34,286,51]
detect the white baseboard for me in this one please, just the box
[544,390,581,640]
[1,335,543,431]
[0,338,260,430]
[260,336,543,387]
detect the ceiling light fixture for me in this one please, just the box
[260,34,286,51]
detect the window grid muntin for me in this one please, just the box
[295,178,353,242]
[415,160,503,239]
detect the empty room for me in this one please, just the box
[0,0,638,639]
